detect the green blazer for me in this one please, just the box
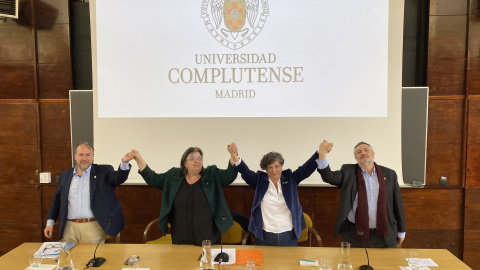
[139,161,238,235]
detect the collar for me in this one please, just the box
[73,165,92,177]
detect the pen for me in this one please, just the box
[198,254,203,261]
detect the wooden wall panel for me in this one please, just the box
[41,185,58,241]
[428,16,467,58]
[430,0,468,16]
[0,185,43,255]
[469,59,480,95]
[39,102,72,177]
[224,186,248,214]
[0,23,36,99]
[0,25,35,65]
[428,15,467,95]
[403,188,463,229]
[35,0,70,25]
[468,99,480,144]
[468,1,480,95]
[0,103,40,184]
[404,229,461,256]
[466,145,480,188]
[427,58,466,95]
[38,64,73,99]
[463,230,480,270]
[36,23,72,99]
[0,224,43,255]
[426,99,464,186]
[465,188,480,230]
[466,99,480,187]
[116,185,162,243]
[464,188,480,268]
[0,66,36,99]
[312,187,343,247]
[399,188,462,256]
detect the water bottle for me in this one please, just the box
[57,240,74,270]
[337,242,353,270]
[200,240,214,270]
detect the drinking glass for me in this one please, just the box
[29,250,42,267]
[245,260,256,270]
[407,251,421,270]
[127,255,140,269]
[319,258,332,270]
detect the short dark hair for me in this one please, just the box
[260,152,284,170]
[353,141,374,154]
[74,141,94,154]
[180,146,205,177]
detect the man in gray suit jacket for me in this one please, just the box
[317,141,406,248]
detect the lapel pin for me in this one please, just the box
[94,175,97,179]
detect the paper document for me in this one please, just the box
[37,242,76,259]
[211,248,236,265]
[404,258,438,267]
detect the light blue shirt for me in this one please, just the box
[46,160,130,227]
[319,158,405,238]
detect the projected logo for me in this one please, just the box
[201,0,270,50]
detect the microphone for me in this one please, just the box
[214,235,229,263]
[358,229,374,270]
[87,219,113,268]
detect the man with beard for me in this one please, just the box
[317,141,406,248]
[44,141,133,243]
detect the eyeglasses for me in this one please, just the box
[187,157,203,162]
[43,243,63,254]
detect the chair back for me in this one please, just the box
[222,221,245,244]
[105,233,120,243]
[298,213,312,242]
[298,212,323,247]
[143,218,172,244]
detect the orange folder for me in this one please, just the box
[234,249,264,266]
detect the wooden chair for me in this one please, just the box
[143,218,172,244]
[222,221,251,245]
[298,212,323,246]
[105,233,120,243]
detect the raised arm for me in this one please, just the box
[130,149,147,172]
[227,142,240,164]
[318,140,334,160]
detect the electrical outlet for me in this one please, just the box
[39,172,51,183]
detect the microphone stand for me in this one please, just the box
[87,219,113,268]
[214,235,229,263]
[358,229,374,270]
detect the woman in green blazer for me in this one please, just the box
[130,145,238,246]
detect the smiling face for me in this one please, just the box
[266,160,283,182]
[183,151,203,175]
[354,143,375,167]
[74,144,94,173]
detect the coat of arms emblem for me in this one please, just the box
[201,0,270,50]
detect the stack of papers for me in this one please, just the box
[37,242,76,259]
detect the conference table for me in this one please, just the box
[1,243,472,269]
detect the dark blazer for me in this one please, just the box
[139,161,238,236]
[47,164,130,240]
[236,152,319,240]
[318,164,406,247]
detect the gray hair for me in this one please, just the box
[74,141,94,154]
[353,141,374,155]
[260,152,284,170]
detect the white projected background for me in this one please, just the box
[90,0,405,185]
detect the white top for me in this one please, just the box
[260,179,293,233]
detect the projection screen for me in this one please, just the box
[90,0,405,185]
